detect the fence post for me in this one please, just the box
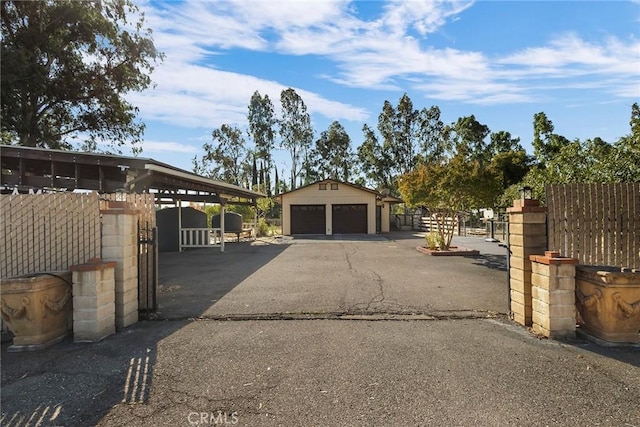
[71,258,117,342]
[101,201,139,330]
[529,251,578,339]
[507,198,548,326]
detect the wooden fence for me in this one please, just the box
[100,193,156,229]
[420,215,460,235]
[546,183,640,268]
[1,193,101,278]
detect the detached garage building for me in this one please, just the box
[276,179,401,235]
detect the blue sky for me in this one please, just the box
[127,0,640,177]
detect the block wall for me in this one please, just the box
[507,199,548,326]
[101,203,139,329]
[530,251,578,339]
[71,259,117,342]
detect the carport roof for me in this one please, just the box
[275,178,403,203]
[0,145,265,204]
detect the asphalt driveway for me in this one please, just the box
[156,232,509,319]
[2,232,639,427]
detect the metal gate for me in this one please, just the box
[138,220,158,319]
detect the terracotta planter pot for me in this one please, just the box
[0,271,72,351]
[575,266,640,344]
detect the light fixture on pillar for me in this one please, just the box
[520,186,532,201]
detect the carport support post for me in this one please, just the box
[254,206,258,240]
[178,199,183,252]
[507,199,547,327]
[220,201,225,252]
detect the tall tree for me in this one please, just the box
[417,105,449,164]
[279,88,313,189]
[1,0,162,153]
[532,112,570,165]
[274,167,280,194]
[487,130,532,194]
[377,94,421,178]
[195,124,248,185]
[488,130,523,153]
[356,124,393,190]
[311,121,354,181]
[500,104,640,205]
[449,115,491,164]
[277,168,289,193]
[609,102,640,182]
[394,93,419,173]
[247,91,276,168]
[251,156,258,188]
[630,102,640,143]
[301,151,321,184]
[264,164,272,197]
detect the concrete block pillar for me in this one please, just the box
[101,201,139,329]
[507,199,548,326]
[530,251,578,339]
[71,258,117,342]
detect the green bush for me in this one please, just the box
[425,232,446,250]
[256,218,270,237]
[425,232,439,250]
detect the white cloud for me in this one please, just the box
[131,62,369,130]
[135,0,369,131]
[141,140,200,154]
[381,0,474,36]
[420,82,535,105]
[499,33,640,74]
[135,0,640,131]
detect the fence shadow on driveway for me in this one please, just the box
[1,316,185,427]
[156,240,290,319]
[468,254,508,272]
[2,239,290,427]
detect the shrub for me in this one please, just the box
[425,232,440,250]
[425,232,446,250]
[256,218,270,237]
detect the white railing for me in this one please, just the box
[242,223,256,239]
[180,228,222,252]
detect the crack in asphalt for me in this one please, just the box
[342,244,396,314]
[363,270,385,312]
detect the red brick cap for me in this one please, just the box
[106,201,128,209]
[507,206,548,213]
[100,200,140,215]
[71,258,117,271]
[529,251,578,265]
[100,207,140,215]
[506,199,549,213]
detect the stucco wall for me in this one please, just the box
[281,182,381,235]
[381,202,390,233]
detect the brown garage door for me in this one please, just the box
[332,204,367,234]
[290,205,326,234]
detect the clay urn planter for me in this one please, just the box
[0,271,73,351]
[575,266,640,344]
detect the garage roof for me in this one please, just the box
[0,145,265,204]
[275,178,403,204]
